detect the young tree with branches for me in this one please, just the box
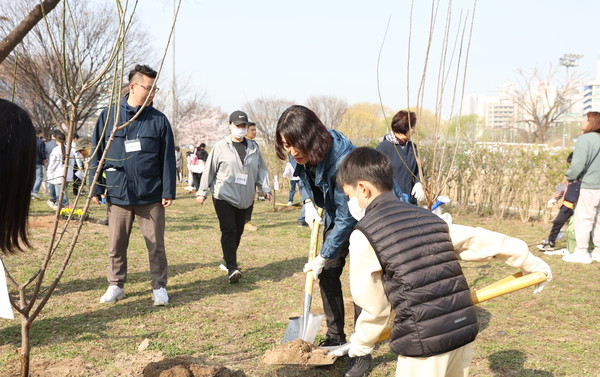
[305,95,348,130]
[0,1,181,375]
[508,65,579,143]
[243,97,294,145]
[0,0,152,134]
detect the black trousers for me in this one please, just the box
[245,202,254,223]
[192,173,202,190]
[319,228,361,342]
[548,206,574,242]
[72,176,83,195]
[213,198,247,271]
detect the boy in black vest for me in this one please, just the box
[335,147,552,377]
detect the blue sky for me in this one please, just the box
[136,0,599,114]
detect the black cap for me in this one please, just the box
[229,110,255,126]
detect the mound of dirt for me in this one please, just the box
[0,352,245,377]
[261,339,335,365]
[143,356,246,377]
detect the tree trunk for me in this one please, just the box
[0,0,62,64]
[20,318,31,377]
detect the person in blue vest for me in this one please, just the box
[90,64,176,306]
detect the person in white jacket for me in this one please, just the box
[46,131,74,210]
[334,147,552,377]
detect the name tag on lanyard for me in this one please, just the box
[124,139,142,153]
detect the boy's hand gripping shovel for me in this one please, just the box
[282,208,324,344]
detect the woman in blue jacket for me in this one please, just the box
[275,105,358,348]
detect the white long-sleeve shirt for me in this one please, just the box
[348,218,552,357]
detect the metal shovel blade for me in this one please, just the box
[282,312,324,344]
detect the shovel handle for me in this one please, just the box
[305,208,324,295]
[470,271,546,304]
[373,271,547,345]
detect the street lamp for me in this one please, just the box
[559,53,583,147]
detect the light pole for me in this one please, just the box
[559,53,583,147]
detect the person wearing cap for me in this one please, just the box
[196,110,272,284]
[73,137,91,196]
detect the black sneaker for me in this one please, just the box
[318,337,346,347]
[344,354,373,377]
[297,220,309,227]
[537,240,555,251]
[228,269,242,284]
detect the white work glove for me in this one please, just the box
[547,198,557,208]
[328,342,351,357]
[304,200,322,225]
[303,254,327,280]
[411,182,426,202]
[522,256,553,294]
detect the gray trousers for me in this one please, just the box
[107,202,168,289]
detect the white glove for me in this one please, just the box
[547,198,557,208]
[303,254,327,280]
[522,256,553,294]
[411,182,426,202]
[304,200,322,225]
[328,342,351,357]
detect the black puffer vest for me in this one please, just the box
[356,192,479,357]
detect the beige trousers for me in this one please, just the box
[107,202,168,290]
[573,188,600,255]
[395,342,473,377]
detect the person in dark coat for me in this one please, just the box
[90,64,176,306]
[376,110,425,205]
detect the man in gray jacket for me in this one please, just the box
[196,111,272,283]
[90,64,176,305]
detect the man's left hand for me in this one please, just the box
[162,198,173,207]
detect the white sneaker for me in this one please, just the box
[31,193,41,200]
[591,252,600,262]
[287,201,293,205]
[219,263,228,272]
[152,287,169,306]
[100,285,125,303]
[47,200,58,211]
[562,252,592,264]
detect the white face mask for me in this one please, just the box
[230,126,247,139]
[347,196,365,221]
[348,185,370,221]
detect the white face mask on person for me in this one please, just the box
[347,197,365,221]
[230,126,247,139]
[347,186,369,221]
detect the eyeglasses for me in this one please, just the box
[134,83,160,92]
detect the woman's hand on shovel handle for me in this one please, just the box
[304,255,327,280]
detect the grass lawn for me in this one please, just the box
[1,186,599,376]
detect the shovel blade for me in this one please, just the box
[282,313,324,344]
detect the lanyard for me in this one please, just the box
[125,111,147,140]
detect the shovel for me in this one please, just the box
[282,208,325,344]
